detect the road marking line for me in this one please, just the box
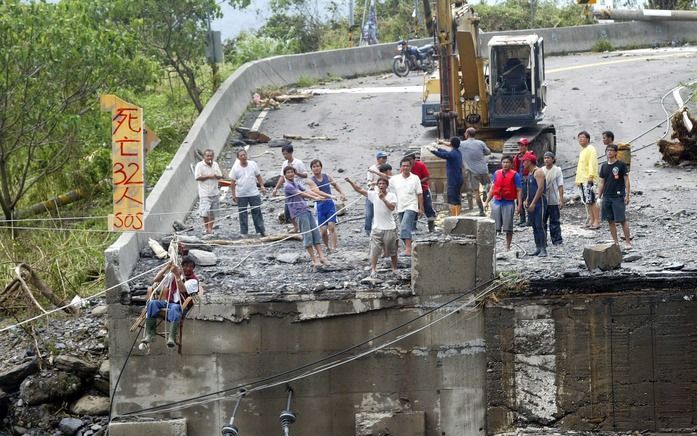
[547,52,696,74]
[303,86,422,94]
[251,108,270,132]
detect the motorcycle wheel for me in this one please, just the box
[425,62,436,74]
[392,57,410,77]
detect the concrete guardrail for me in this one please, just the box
[104,20,697,295]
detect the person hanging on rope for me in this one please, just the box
[141,256,198,348]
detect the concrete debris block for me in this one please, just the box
[54,355,98,376]
[108,418,187,436]
[58,417,84,435]
[583,243,622,271]
[412,239,477,295]
[476,244,495,284]
[188,249,217,266]
[355,411,425,436]
[20,371,83,406]
[276,252,301,264]
[0,359,38,390]
[90,305,108,317]
[442,216,496,245]
[70,395,110,416]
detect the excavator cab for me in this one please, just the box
[488,35,547,128]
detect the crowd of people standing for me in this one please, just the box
[192,128,631,272]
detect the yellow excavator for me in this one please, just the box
[421,0,556,160]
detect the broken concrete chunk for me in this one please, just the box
[442,216,495,244]
[188,249,217,266]
[276,252,300,264]
[412,239,477,295]
[583,243,622,271]
[355,411,425,436]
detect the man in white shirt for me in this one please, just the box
[389,157,424,256]
[194,149,222,235]
[364,151,388,234]
[542,151,564,245]
[345,176,398,277]
[230,149,266,237]
[272,144,308,232]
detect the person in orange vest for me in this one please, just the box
[484,155,523,251]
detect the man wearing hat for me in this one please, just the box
[542,151,564,245]
[522,152,548,256]
[598,143,631,249]
[365,151,388,234]
[513,138,531,226]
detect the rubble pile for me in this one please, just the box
[0,303,111,436]
[658,108,697,164]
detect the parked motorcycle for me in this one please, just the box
[392,40,436,77]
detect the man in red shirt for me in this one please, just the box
[512,138,531,226]
[405,152,436,232]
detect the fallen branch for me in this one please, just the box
[207,233,302,245]
[282,134,337,141]
[17,263,78,315]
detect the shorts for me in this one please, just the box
[580,182,597,205]
[199,195,219,218]
[447,180,463,205]
[296,211,322,247]
[398,210,418,240]
[602,196,626,222]
[369,228,398,258]
[470,173,491,191]
[491,201,515,233]
[316,199,337,226]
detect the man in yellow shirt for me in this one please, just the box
[575,131,600,229]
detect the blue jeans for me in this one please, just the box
[146,300,182,322]
[238,195,265,236]
[398,210,418,240]
[544,204,562,244]
[296,211,321,247]
[528,198,546,248]
[423,189,436,218]
[519,176,528,224]
[364,198,374,235]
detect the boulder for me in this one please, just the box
[583,243,622,271]
[98,360,109,378]
[90,305,108,317]
[0,359,38,390]
[188,249,217,266]
[54,355,98,376]
[276,252,300,264]
[0,389,8,421]
[58,417,84,435]
[20,371,83,406]
[70,395,110,416]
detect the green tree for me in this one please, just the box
[0,0,156,222]
[258,13,320,53]
[104,0,236,114]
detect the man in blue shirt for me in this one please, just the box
[427,137,464,216]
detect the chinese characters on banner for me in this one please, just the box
[100,95,145,231]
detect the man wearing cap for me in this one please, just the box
[459,128,491,216]
[405,152,436,232]
[522,152,547,256]
[575,131,600,229]
[542,151,564,245]
[484,156,523,251]
[365,151,389,234]
[427,137,464,216]
[141,256,198,348]
[513,138,531,226]
[598,143,631,249]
